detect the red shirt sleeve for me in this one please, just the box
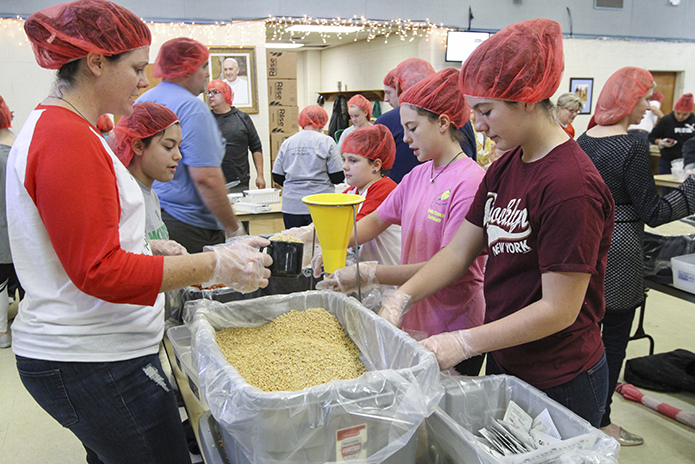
[24,108,163,305]
[344,178,397,221]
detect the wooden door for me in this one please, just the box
[651,71,677,113]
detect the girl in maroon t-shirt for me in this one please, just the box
[377,19,615,428]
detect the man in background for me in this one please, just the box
[137,37,244,253]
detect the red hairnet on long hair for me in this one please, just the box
[108,102,179,167]
[675,93,694,112]
[347,94,373,120]
[153,37,209,79]
[298,105,328,129]
[394,58,435,96]
[342,125,396,170]
[383,68,397,89]
[594,67,654,126]
[459,19,564,104]
[400,68,470,129]
[0,96,12,129]
[96,114,113,133]
[24,0,151,70]
[208,80,234,105]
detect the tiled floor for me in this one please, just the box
[1,266,693,463]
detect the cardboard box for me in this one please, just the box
[268,79,297,106]
[266,51,297,79]
[269,106,299,133]
[270,132,296,164]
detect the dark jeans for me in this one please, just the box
[600,308,637,427]
[486,352,608,428]
[16,353,192,464]
[161,209,225,254]
[283,213,313,229]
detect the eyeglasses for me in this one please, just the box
[563,107,580,114]
[206,89,220,96]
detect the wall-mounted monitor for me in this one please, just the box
[445,31,490,62]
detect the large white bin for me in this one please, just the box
[185,290,443,464]
[425,374,620,464]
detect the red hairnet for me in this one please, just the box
[108,102,179,166]
[347,94,373,120]
[459,19,564,104]
[298,105,328,129]
[96,114,113,133]
[342,125,396,170]
[0,96,12,130]
[400,68,470,129]
[24,0,151,70]
[394,58,435,96]
[208,80,234,105]
[383,68,397,89]
[675,93,694,112]
[153,38,209,79]
[594,67,654,126]
[650,91,664,103]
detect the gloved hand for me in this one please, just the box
[200,237,272,293]
[316,261,378,293]
[311,248,324,278]
[419,330,479,370]
[149,239,189,256]
[225,222,247,241]
[278,225,317,268]
[378,289,413,328]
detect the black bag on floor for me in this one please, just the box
[624,349,695,393]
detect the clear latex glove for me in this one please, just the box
[200,237,272,293]
[315,261,378,293]
[378,289,413,328]
[419,330,479,370]
[149,239,189,256]
[225,222,247,241]
[311,248,324,278]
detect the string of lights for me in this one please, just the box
[1,15,451,48]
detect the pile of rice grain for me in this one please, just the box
[216,307,367,392]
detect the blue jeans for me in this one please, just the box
[16,353,192,464]
[600,308,637,427]
[487,352,608,428]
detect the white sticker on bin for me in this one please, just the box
[336,424,367,462]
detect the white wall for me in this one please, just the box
[295,34,695,136]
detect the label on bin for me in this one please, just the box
[336,424,367,461]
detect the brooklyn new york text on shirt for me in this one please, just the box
[484,193,532,256]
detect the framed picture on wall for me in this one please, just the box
[569,78,594,115]
[208,46,259,114]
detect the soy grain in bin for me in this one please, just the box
[167,272,313,326]
[185,291,443,464]
[425,374,620,464]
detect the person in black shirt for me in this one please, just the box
[649,92,695,175]
[207,79,265,193]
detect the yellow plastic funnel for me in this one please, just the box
[303,193,365,274]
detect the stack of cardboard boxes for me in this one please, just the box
[266,51,298,168]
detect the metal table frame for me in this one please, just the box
[632,278,695,355]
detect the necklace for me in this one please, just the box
[49,95,91,123]
[430,151,463,183]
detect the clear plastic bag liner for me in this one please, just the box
[184,290,443,464]
[424,373,620,464]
